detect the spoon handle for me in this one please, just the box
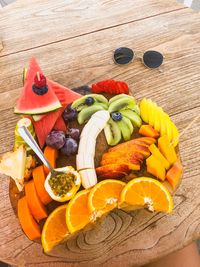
[18,126,54,173]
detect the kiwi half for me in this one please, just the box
[104,119,121,146]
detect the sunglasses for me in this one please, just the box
[113,47,164,69]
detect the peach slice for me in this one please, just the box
[96,164,131,179]
[166,161,183,189]
[146,155,166,181]
[108,137,156,153]
[101,151,143,166]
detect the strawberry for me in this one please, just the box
[91,80,129,95]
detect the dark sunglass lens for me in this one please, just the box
[143,50,163,69]
[113,47,134,65]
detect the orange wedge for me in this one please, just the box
[66,189,92,234]
[88,179,126,217]
[120,177,173,213]
[42,204,70,253]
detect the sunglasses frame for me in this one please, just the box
[113,47,164,69]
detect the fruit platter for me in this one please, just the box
[0,57,183,254]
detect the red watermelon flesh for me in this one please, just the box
[32,79,81,121]
[48,79,81,106]
[53,116,67,132]
[15,57,61,115]
[33,108,63,148]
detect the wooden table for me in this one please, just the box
[0,0,200,266]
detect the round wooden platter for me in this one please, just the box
[9,94,182,263]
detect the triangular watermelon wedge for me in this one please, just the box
[32,79,81,121]
[15,58,61,115]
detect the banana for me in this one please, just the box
[78,136,96,156]
[79,169,97,189]
[76,154,95,171]
[77,110,110,188]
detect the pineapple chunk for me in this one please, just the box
[158,135,177,165]
[149,144,170,170]
[0,146,26,191]
[146,155,166,181]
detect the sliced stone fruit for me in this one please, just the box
[104,118,121,146]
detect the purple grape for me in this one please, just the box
[66,128,80,140]
[63,105,77,122]
[60,138,78,156]
[46,130,65,149]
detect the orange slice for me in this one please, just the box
[42,204,69,253]
[88,179,126,217]
[66,189,92,234]
[120,177,173,213]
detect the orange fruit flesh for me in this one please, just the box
[42,205,69,252]
[25,180,48,221]
[18,196,41,240]
[66,190,91,233]
[123,179,172,212]
[90,181,125,213]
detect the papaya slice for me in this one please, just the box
[32,166,52,205]
[25,180,48,221]
[18,196,41,240]
[43,146,58,175]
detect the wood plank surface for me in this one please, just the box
[1,8,200,153]
[0,0,200,266]
[0,0,185,56]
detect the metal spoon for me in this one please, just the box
[18,126,64,177]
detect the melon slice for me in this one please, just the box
[15,57,61,115]
[0,146,26,191]
[32,79,81,121]
[53,116,67,132]
[33,109,63,148]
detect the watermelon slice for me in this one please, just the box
[15,58,61,115]
[53,116,67,132]
[33,80,81,147]
[32,79,81,121]
[33,109,63,148]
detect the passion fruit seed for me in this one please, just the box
[48,173,76,197]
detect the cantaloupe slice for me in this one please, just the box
[166,161,183,189]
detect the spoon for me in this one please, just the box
[18,126,64,178]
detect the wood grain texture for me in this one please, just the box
[0,0,185,56]
[0,0,200,266]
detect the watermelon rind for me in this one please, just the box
[14,102,62,115]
